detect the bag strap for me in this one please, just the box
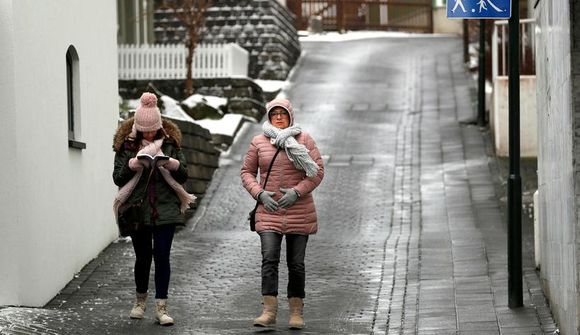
[261,148,282,190]
[254,148,282,208]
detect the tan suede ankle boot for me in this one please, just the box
[155,299,174,326]
[288,297,304,329]
[129,292,147,319]
[253,295,278,327]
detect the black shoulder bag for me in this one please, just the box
[248,148,282,231]
[117,168,155,237]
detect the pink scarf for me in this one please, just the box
[113,138,196,217]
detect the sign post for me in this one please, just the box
[478,19,486,126]
[507,0,523,309]
[447,0,523,309]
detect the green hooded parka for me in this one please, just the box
[112,117,189,226]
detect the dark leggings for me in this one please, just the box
[131,224,176,299]
[259,232,309,298]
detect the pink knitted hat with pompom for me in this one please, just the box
[134,92,162,132]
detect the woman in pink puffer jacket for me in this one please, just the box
[240,98,324,330]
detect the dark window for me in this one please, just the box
[66,46,86,149]
[66,50,74,139]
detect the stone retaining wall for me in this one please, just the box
[162,116,220,205]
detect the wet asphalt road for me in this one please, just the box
[0,35,556,335]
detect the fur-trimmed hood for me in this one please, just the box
[112,117,183,152]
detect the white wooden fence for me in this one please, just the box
[118,43,249,80]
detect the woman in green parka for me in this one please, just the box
[112,92,195,326]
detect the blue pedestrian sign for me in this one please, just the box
[447,0,511,19]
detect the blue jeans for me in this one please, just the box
[131,224,176,299]
[259,232,309,298]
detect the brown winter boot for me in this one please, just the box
[129,292,147,319]
[253,295,278,327]
[155,299,174,326]
[288,297,304,329]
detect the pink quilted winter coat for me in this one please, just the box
[240,132,324,234]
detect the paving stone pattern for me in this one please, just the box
[0,37,557,335]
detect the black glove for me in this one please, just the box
[279,188,299,208]
[259,191,279,212]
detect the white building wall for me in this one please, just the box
[0,0,20,305]
[0,0,119,306]
[532,0,578,333]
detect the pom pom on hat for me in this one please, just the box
[134,92,162,132]
[140,93,157,108]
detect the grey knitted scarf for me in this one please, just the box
[262,121,320,177]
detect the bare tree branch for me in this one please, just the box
[159,0,212,96]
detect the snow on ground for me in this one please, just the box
[254,79,286,94]
[160,95,196,122]
[124,98,140,110]
[195,114,244,136]
[125,95,246,138]
[182,94,227,111]
[299,30,455,42]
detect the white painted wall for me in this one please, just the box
[532,0,579,333]
[0,0,119,306]
[0,0,20,305]
[491,76,537,157]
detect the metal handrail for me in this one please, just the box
[492,18,536,79]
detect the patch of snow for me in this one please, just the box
[240,114,263,123]
[113,236,132,243]
[254,79,286,93]
[182,94,227,110]
[195,114,244,136]
[125,99,140,110]
[160,95,196,122]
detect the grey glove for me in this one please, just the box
[259,191,279,212]
[279,188,299,208]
